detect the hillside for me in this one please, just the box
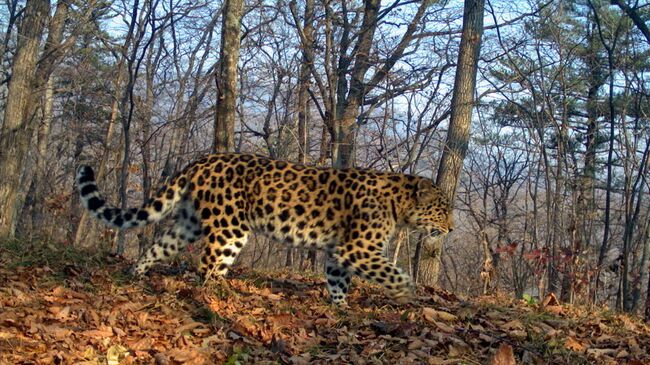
[1,241,648,365]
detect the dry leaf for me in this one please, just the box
[2,251,649,365]
[106,344,129,365]
[501,320,524,331]
[407,338,425,350]
[81,326,114,338]
[422,307,458,322]
[619,316,638,332]
[130,337,153,351]
[509,329,528,340]
[542,293,560,307]
[42,325,72,339]
[490,344,516,365]
[268,313,294,329]
[544,305,564,315]
[428,357,456,365]
[177,321,202,334]
[627,360,647,365]
[616,349,629,358]
[289,354,312,365]
[565,336,587,353]
[167,348,203,362]
[431,319,455,333]
[586,348,617,358]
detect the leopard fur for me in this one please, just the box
[76,153,454,305]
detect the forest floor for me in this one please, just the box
[1,240,649,365]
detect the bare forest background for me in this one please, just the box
[0,0,649,320]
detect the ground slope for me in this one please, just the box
[1,241,648,364]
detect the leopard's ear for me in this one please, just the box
[416,179,436,204]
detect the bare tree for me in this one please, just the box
[0,0,50,237]
[213,0,244,153]
[290,0,436,168]
[414,0,485,286]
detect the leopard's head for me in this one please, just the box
[406,178,454,237]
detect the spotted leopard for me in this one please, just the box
[76,153,454,305]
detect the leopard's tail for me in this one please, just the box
[75,165,188,229]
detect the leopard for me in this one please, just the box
[75,153,454,305]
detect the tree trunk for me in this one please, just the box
[138,44,158,255]
[24,0,71,235]
[646,263,650,320]
[610,0,650,44]
[115,0,151,255]
[296,0,316,269]
[592,1,619,302]
[642,213,650,319]
[580,24,605,253]
[0,0,50,238]
[632,178,650,311]
[212,0,243,153]
[333,0,380,168]
[26,77,54,232]
[417,0,485,286]
[73,60,125,247]
[297,0,313,164]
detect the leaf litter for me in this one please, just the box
[1,247,649,364]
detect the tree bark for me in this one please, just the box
[333,0,380,168]
[212,0,243,153]
[416,0,485,286]
[590,0,620,303]
[26,77,54,232]
[298,0,317,269]
[24,0,71,234]
[580,23,605,255]
[610,0,650,44]
[646,260,650,320]
[297,0,314,164]
[0,0,50,238]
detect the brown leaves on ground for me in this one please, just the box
[1,257,649,364]
[490,344,516,365]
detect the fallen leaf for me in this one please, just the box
[541,293,564,314]
[586,348,617,358]
[627,360,647,365]
[48,305,71,321]
[616,349,629,358]
[542,293,560,307]
[509,329,528,340]
[288,354,312,365]
[422,307,458,322]
[565,336,587,353]
[268,313,294,329]
[177,321,202,334]
[501,320,524,331]
[490,344,516,365]
[430,319,455,333]
[80,326,114,338]
[130,337,153,351]
[544,305,564,315]
[106,344,129,365]
[167,348,203,362]
[42,325,73,339]
[428,357,453,365]
[619,316,638,332]
[407,338,425,350]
